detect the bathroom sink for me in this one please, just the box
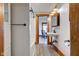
[47,32,59,36]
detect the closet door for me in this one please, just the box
[11,3,30,56]
[0,4,4,56]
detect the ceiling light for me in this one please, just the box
[53,8,58,12]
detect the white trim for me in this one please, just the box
[4,3,11,56]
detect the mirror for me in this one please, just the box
[52,16,57,26]
[51,13,60,27]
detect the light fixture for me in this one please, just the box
[53,4,58,12]
[53,8,58,12]
[50,12,55,15]
[50,4,58,14]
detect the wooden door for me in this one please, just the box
[0,4,4,56]
[70,3,79,56]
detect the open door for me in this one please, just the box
[70,3,79,56]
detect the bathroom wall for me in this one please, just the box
[30,12,36,47]
[55,3,70,56]
[29,11,36,56]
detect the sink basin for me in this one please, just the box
[47,32,59,36]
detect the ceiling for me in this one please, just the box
[29,3,64,13]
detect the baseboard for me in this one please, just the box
[31,40,35,48]
[53,44,64,56]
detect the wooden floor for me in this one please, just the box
[30,44,59,56]
[39,37,47,44]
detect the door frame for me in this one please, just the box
[3,3,11,56]
[0,3,4,56]
[35,13,50,45]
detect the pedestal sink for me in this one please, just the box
[47,32,59,36]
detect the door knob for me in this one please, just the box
[23,23,26,26]
[64,40,70,43]
[64,40,70,47]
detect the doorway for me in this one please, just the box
[39,16,47,44]
[35,13,50,45]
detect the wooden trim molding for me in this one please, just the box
[0,4,4,56]
[47,16,51,45]
[35,16,39,44]
[53,44,64,56]
[36,13,49,16]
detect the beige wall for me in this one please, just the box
[30,11,36,56]
[30,12,36,48]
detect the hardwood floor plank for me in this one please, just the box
[30,44,59,56]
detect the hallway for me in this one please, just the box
[30,3,70,56]
[31,44,59,56]
[39,37,47,44]
[3,3,70,56]
[30,37,59,56]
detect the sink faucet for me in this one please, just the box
[53,29,56,33]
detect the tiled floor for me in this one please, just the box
[30,44,59,56]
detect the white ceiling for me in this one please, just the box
[29,3,64,13]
